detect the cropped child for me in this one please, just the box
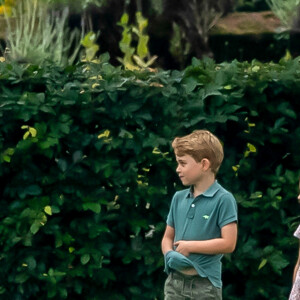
[289,179,300,300]
[161,130,238,300]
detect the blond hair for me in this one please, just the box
[172,130,224,174]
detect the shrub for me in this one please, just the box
[0,56,300,299]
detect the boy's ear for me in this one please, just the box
[201,158,211,171]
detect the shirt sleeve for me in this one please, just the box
[217,192,238,228]
[166,193,176,227]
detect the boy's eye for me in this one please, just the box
[176,160,186,167]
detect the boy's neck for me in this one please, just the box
[192,174,215,198]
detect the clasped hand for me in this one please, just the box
[174,240,191,257]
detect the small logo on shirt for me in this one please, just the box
[203,215,210,219]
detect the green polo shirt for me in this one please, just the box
[166,180,238,288]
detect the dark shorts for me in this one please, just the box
[164,271,222,300]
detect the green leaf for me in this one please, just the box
[0,286,6,294]
[249,191,263,199]
[258,258,267,270]
[44,206,52,216]
[14,273,30,284]
[81,31,97,48]
[82,203,101,214]
[30,222,41,235]
[137,35,148,59]
[57,159,67,172]
[269,252,289,275]
[120,13,129,25]
[183,78,198,93]
[80,254,90,265]
[22,185,42,197]
[23,256,37,270]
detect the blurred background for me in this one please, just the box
[1,0,300,69]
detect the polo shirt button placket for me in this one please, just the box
[187,203,196,219]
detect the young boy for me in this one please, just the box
[161,130,238,300]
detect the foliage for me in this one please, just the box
[0,56,300,299]
[80,31,100,62]
[42,0,107,10]
[163,0,234,62]
[118,12,157,70]
[169,22,191,70]
[4,0,82,66]
[266,0,300,29]
[0,0,14,15]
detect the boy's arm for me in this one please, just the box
[161,225,175,254]
[174,222,237,256]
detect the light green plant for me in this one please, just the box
[118,12,157,70]
[40,0,107,10]
[4,0,83,66]
[118,13,135,70]
[267,0,300,30]
[80,31,100,62]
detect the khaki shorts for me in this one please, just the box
[164,271,222,300]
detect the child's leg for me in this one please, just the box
[164,271,222,300]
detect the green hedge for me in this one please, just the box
[1,56,300,299]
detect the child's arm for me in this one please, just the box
[292,241,300,283]
[161,225,175,254]
[173,222,237,256]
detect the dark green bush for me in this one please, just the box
[0,56,300,299]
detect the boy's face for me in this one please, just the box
[175,154,206,186]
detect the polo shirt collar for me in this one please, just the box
[187,180,221,198]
